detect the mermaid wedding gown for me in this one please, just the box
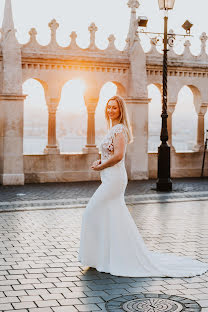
[78,123,208,277]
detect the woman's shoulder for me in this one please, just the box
[112,123,126,132]
[111,123,127,139]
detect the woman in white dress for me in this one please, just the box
[78,95,208,277]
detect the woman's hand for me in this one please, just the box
[91,159,102,171]
[91,159,101,167]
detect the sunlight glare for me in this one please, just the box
[97,82,117,113]
[59,79,86,113]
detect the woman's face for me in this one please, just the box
[106,100,120,121]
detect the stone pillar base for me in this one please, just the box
[0,174,24,185]
[44,147,60,154]
[82,146,99,154]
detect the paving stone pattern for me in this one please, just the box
[1,179,208,214]
[1,178,208,203]
[0,199,207,311]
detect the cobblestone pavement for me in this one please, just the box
[0,199,208,311]
[1,178,208,211]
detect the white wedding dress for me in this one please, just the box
[78,123,208,277]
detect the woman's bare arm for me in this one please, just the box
[91,132,126,171]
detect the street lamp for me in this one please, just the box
[137,1,193,191]
[182,20,193,34]
[156,0,175,191]
[201,129,208,177]
[158,0,175,10]
[137,16,148,27]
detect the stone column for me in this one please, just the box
[0,0,26,185]
[0,94,26,185]
[124,97,151,180]
[194,105,208,151]
[82,97,99,154]
[167,103,176,151]
[44,98,60,154]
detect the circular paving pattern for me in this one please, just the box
[105,293,202,312]
[122,298,183,312]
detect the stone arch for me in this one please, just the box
[154,83,162,94]
[113,81,127,97]
[56,79,87,153]
[147,83,162,152]
[95,80,126,116]
[22,78,48,154]
[96,80,126,98]
[168,82,202,110]
[22,77,49,95]
[187,84,201,113]
[172,85,198,151]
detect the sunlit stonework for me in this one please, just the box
[0,0,208,185]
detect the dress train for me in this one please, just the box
[78,124,208,277]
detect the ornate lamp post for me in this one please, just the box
[137,1,193,191]
[156,0,175,191]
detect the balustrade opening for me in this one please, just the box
[172,86,197,152]
[57,79,86,153]
[23,79,48,155]
[148,84,162,152]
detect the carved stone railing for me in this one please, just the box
[146,30,208,67]
[21,19,128,61]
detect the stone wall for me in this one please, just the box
[149,151,208,179]
[24,153,100,183]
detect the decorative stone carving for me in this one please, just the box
[200,32,208,47]
[107,34,116,51]
[182,40,192,59]
[200,32,208,57]
[148,37,160,56]
[88,22,98,50]
[1,0,22,94]
[28,28,38,46]
[15,0,208,61]
[29,28,37,40]
[69,31,78,49]
[48,18,59,47]
[127,0,140,12]
[125,0,139,50]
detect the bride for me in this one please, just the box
[78,95,208,277]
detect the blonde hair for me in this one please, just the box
[105,95,133,144]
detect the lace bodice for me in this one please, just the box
[99,123,128,163]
